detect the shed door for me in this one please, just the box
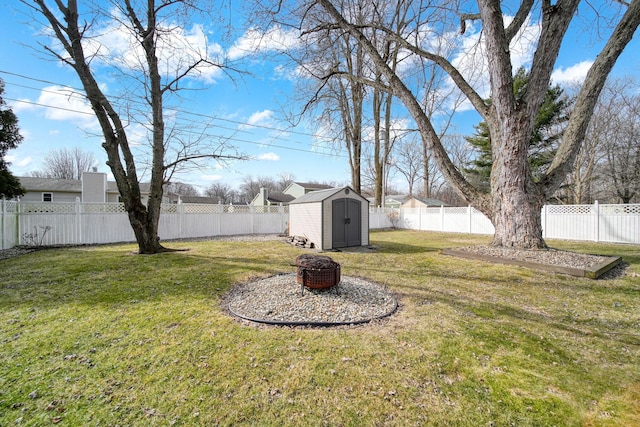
[332,198,361,248]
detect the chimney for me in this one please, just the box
[260,187,268,205]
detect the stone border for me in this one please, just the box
[441,248,622,279]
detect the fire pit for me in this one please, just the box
[295,254,341,291]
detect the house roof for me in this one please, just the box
[386,194,411,202]
[18,176,81,192]
[18,176,151,194]
[178,195,222,204]
[290,186,368,204]
[366,194,411,205]
[404,196,449,206]
[293,182,333,190]
[267,191,295,204]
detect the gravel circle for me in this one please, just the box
[227,273,398,326]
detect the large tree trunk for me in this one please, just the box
[488,113,547,248]
[34,0,168,254]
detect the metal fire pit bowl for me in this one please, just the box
[295,254,341,293]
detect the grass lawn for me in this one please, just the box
[1,230,639,426]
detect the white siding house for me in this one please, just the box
[16,172,152,204]
[282,182,333,199]
[289,186,369,250]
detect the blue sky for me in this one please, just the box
[1,1,639,195]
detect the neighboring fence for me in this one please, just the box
[1,200,638,250]
[1,200,289,249]
[1,199,19,250]
[390,202,640,244]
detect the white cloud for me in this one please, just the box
[202,174,223,181]
[257,152,279,161]
[239,109,284,137]
[247,110,274,126]
[551,61,593,85]
[228,25,302,60]
[5,155,32,168]
[36,86,95,124]
[11,99,37,114]
[79,11,225,83]
[15,86,98,129]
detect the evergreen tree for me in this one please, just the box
[464,68,570,192]
[0,79,25,199]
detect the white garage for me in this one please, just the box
[288,186,369,250]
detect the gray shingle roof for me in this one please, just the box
[293,182,333,190]
[267,191,295,203]
[18,176,81,192]
[18,176,151,194]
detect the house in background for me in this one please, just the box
[367,194,410,209]
[282,182,333,198]
[166,194,222,204]
[401,196,448,208]
[251,188,295,207]
[250,182,333,207]
[15,172,152,204]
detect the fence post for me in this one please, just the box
[250,204,256,234]
[542,204,547,239]
[594,200,600,242]
[468,205,473,233]
[440,205,445,231]
[75,198,82,244]
[15,199,20,246]
[1,198,5,250]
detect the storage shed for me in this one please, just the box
[289,186,369,250]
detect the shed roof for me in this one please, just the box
[290,186,368,204]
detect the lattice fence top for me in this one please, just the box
[2,200,18,213]
[183,204,222,214]
[599,204,640,214]
[445,207,469,214]
[543,204,640,215]
[547,204,593,214]
[18,202,76,213]
[160,204,178,213]
[83,203,127,213]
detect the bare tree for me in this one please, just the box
[309,0,640,248]
[34,147,96,180]
[393,135,421,196]
[598,77,640,203]
[238,175,278,204]
[165,181,199,197]
[204,182,237,204]
[25,0,243,253]
[276,172,295,191]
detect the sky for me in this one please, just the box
[1,1,639,196]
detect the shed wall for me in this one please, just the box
[289,202,323,248]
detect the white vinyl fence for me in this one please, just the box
[1,200,638,250]
[1,200,288,250]
[384,202,640,244]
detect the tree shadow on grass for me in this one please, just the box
[390,276,640,349]
[0,247,297,310]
